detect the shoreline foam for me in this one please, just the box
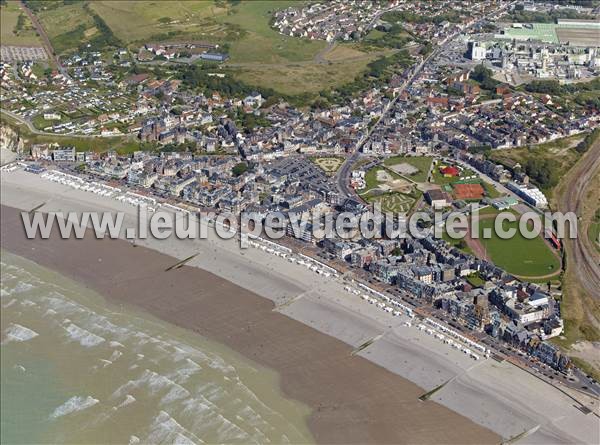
[0,206,499,443]
[2,169,598,443]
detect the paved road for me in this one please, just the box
[2,109,49,135]
[558,139,600,299]
[1,109,119,139]
[333,3,512,199]
[334,52,432,199]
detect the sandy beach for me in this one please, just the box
[2,168,599,444]
[0,203,499,444]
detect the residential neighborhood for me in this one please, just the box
[1,2,599,441]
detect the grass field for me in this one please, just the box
[466,273,485,288]
[383,156,432,183]
[481,181,502,199]
[88,1,229,44]
[552,264,600,349]
[230,54,382,95]
[31,114,63,131]
[217,2,388,94]
[430,166,478,186]
[31,0,387,96]
[359,166,415,194]
[0,1,42,46]
[477,217,560,278]
[549,140,600,367]
[36,2,96,54]
[590,221,600,253]
[490,135,584,198]
[215,1,323,64]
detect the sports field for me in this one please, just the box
[383,156,432,183]
[0,1,42,46]
[500,22,600,47]
[476,216,561,279]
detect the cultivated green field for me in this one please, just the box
[477,217,561,279]
[0,1,42,46]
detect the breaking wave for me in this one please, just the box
[50,396,99,419]
[2,323,39,344]
[1,255,312,443]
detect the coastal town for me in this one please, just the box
[1,1,600,443]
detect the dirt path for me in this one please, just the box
[314,40,337,64]
[18,1,69,78]
[465,222,487,260]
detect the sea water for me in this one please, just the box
[1,251,313,444]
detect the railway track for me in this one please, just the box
[558,139,600,299]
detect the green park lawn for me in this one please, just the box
[383,156,432,183]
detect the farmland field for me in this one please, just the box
[0,1,42,46]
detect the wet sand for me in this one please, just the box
[0,205,500,444]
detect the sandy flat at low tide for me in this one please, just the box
[2,169,599,443]
[0,204,499,444]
